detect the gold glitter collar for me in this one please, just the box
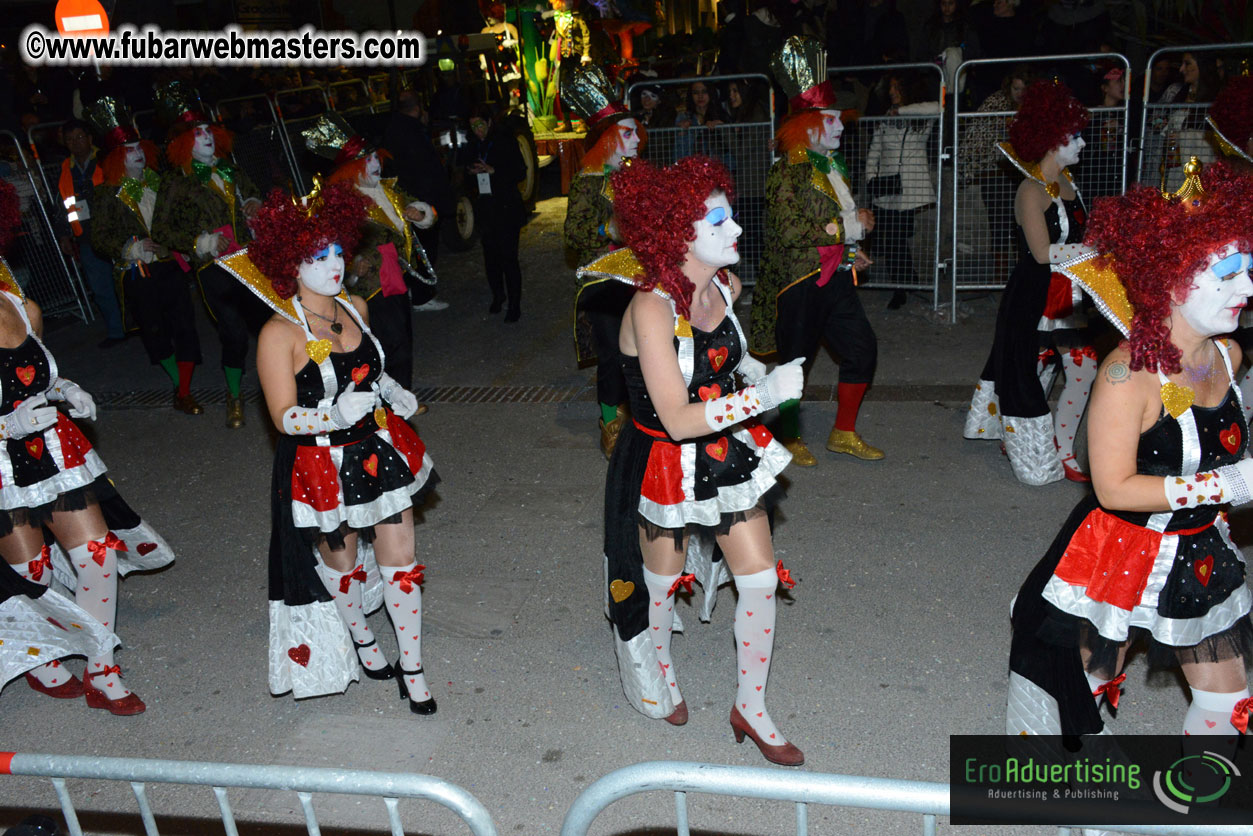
[1206,115,1253,165]
[1055,250,1132,337]
[997,141,1077,200]
[0,259,24,302]
[215,248,350,327]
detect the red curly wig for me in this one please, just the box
[0,179,19,255]
[1210,75,1253,153]
[166,123,234,172]
[326,148,392,187]
[775,110,827,155]
[1085,160,1253,374]
[1008,80,1089,163]
[100,140,160,186]
[248,183,370,300]
[581,119,647,172]
[611,155,735,320]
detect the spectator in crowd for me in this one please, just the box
[919,0,981,64]
[1155,51,1221,188]
[1087,65,1127,200]
[863,71,941,309]
[725,78,769,124]
[464,104,527,322]
[677,81,730,129]
[1148,53,1182,103]
[630,83,676,130]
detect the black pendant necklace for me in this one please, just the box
[300,297,342,334]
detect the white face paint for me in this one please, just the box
[807,109,843,152]
[1054,133,1085,167]
[1177,243,1253,336]
[359,151,382,186]
[123,142,145,178]
[297,243,345,297]
[191,124,215,164]
[690,192,741,268]
[615,118,640,162]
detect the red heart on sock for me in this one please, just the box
[399,626,405,631]
[351,622,357,626]
[769,733,776,739]
[741,669,746,674]
[412,609,417,614]
[764,628,771,634]
[742,641,750,646]
[101,598,108,603]
[759,657,767,663]
[1206,719,1218,728]
[288,644,311,667]
[136,543,157,556]
[756,685,762,691]
[746,611,753,617]
[766,594,772,600]
[83,587,89,591]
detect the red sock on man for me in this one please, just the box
[177,361,195,397]
[834,382,868,432]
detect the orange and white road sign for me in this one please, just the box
[55,0,109,37]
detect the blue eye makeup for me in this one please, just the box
[705,206,729,226]
[1210,251,1247,280]
[311,243,343,262]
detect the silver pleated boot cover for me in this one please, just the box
[964,379,1003,440]
[1007,671,1063,736]
[612,624,676,720]
[1002,412,1064,485]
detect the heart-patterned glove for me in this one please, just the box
[376,372,419,419]
[0,394,58,439]
[702,358,804,433]
[1164,458,1253,509]
[281,382,375,435]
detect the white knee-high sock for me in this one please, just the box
[321,563,389,673]
[17,545,74,687]
[68,535,130,699]
[1055,349,1093,463]
[1184,686,1250,737]
[734,567,786,743]
[643,566,683,706]
[383,561,430,702]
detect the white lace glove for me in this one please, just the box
[703,358,804,432]
[280,382,376,435]
[406,200,437,229]
[1164,459,1253,508]
[376,373,419,419]
[49,377,96,420]
[1049,243,1095,265]
[194,231,223,258]
[737,355,768,384]
[123,237,157,265]
[0,395,58,439]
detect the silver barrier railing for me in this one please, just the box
[559,760,948,836]
[829,61,948,312]
[628,73,775,287]
[950,53,1131,323]
[275,85,334,194]
[1137,43,1253,193]
[3,130,93,321]
[2,751,498,836]
[213,92,301,195]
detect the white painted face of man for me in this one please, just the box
[359,151,382,186]
[690,193,741,268]
[616,118,641,161]
[298,243,346,297]
[1177,243,1253,336]
[1054,132,1085,168]
[810,109,843,152]
[123,142,146,178]
[191,124,215,164]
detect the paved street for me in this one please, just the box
[0,177,1218,835]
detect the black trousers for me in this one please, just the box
[123,259,201,365]
[367,291,414,390]
[774,271,877,384]
[481,213,522,311]
[584,282,634,407]
[869,207,918,285]
[198,263,271,370]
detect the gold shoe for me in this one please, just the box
[826,428,884,460]
[173,391,203,415]
[781,437,817,467]
[599,405,628,460]
[225,393,245,429]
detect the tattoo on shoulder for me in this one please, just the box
[1105,362,1130,385]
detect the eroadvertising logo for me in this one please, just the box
[950,735,1253,827]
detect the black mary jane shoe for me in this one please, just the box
[355,639,396,681]
[397,665,438,715]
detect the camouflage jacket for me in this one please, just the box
[150,160,260,266]
[90,169,163,263]
[749,148,856,355]
[350,178,422,302]
[564,170,614,277]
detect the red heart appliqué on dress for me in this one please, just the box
[15,365,35,387]
[351,364,370,385]
[707,347,728,372]
[706,438,728,462]
[698,384,722,402]
[1195,555,1214,587]
[136,542,158,556]
[1220,422,1242,455]
[287,644,311,667]
[25,437,43,459]
[363,453,379,477]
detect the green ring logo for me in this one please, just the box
[1152,751,1240,814]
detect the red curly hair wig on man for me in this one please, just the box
[248,183,369,300]
[581,119,647,172]
[611,155,735,321]
[1085,160,1253,375]
[1008,80,1089,163]
[166,123,234,171]
[326,148,392,187]
[100,140,161,186]
[1210,75,1253,153]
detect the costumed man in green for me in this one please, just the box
[563,65,644,459]
[86,96,203,416]
[750,36,882,466]
[150,81,264,428]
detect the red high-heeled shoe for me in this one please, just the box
[25,670,83,699]
[730,706,804,766]
[83,669,146,716]
[665,700,688,726]
[1061,455,1091,483]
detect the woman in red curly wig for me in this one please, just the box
[965,80,1096,486]
[580,156,805,765]
[221,183,439,713]
[1007,160,1253,745]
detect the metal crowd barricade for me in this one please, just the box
[1,751,497,836]
[4,130,92,321]
[275,85,334,194]
[950,53,1131,322]
[627,73,774,286]
[214,93,301,195]
[827,62,947,310]
[559,761,948,836]
[1138,42,1253,194]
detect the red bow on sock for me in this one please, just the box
[1093,673,1126,709]
[1069,346,1098,366]
[86,533,127,566]
[1037,348,1056,364]
[776,560,796,589]
[27,545,51,581]
[1232,698,1253,734]
[667,574,695,598]
[391,566,426,594]
[93,664,121,678]
[338,564,368,593]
